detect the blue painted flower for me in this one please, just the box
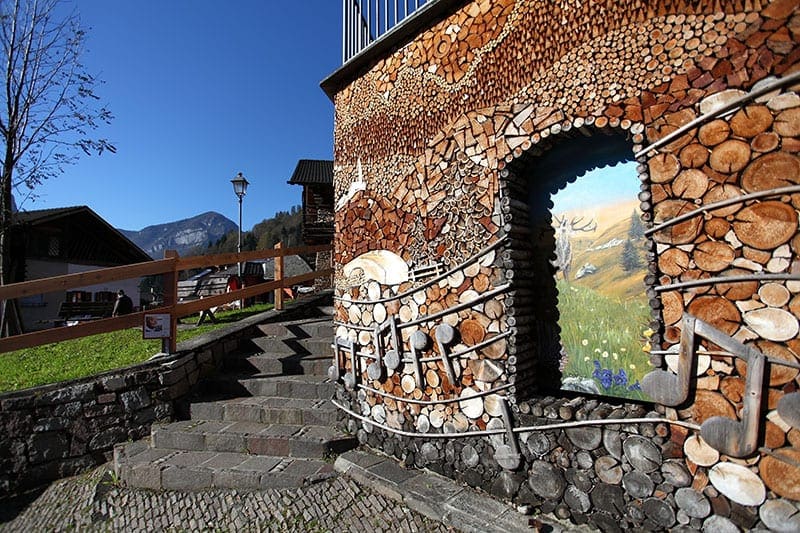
[613,368,628,387]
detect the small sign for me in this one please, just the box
[143,313,171,339]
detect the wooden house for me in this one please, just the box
[10,206,151,331]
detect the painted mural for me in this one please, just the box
[554,162,652,400]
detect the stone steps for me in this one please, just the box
[115,440,336,491]
[114,300,354,492]
[201,373,336,398]
[151,419,355,458]
[191,396,339,426]
[225,351,331,376]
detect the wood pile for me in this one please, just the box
[330,0,800,528]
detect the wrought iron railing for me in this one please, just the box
[343,0,431,63]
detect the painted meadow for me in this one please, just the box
[551,164,652,401]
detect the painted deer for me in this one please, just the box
[553,215,597,281]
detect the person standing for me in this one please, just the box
[112,289,133,316]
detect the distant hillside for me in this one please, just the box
[203,207,303,255]
[121,212,237,258]
[556,199,647,301]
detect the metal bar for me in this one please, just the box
[636,71,800,159]
[357,382,514,405]
[656,273,800,292]
[645,185,800,237]
[334,237,507,305]
[651,349,800,370]
[332,399,702,438]
[334,282,511,331]
[342,0,347,63]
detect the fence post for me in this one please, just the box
[163,250,180,354]
[274,242,284,311]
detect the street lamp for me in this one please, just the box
[231,172,249,278]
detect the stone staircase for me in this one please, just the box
[114,312,356,491]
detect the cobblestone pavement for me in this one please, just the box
[0,466,454,532]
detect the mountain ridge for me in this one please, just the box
[120,211,237,258]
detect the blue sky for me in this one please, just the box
[16,1,341,232]
[551,162,640,215]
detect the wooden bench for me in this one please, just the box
[58,301,115,322]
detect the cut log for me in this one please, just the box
[683,435,720,467]
[741,341,799,387]
[623,436,662,473]
[742,307,799,342]
[720,377,745,404]
[673,169,709,199]
[691,390,736,424]
[729,105,773,138]
[659,248,690,276]
[661,290,684,326]
[484,298,503,319]
[733,201,798,250]
[649,152,681,183]
[459,387,484,419]
[679,143,709,169]
[460,319,486,345]
[764,420,787,449]
[709,462,766,507]
[703,184,744,218]
[741,151,800,193]
[761,449,800,500]
[693,241,735,272]
[714,268,759,301]
[687,296,741,336]
[778,392,800,430]
[759,499,800,533]
[774,108,800,137]
[653,199,703,244]
[594,455,623,484]
[704,218,730,239]
[698,119,731,147]
[758,283,790,307]
[709,139,751,174]
[751,131,780,153]
[479,333,507,359]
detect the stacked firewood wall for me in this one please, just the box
[331,0,800,529]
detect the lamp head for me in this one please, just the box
[231,172,249,199]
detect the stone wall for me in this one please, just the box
[0,293,331,500]
[329,0,800,530]
[0,338,233,499]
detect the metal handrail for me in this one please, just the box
[343,0,428,63]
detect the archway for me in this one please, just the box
[504,130,651,400]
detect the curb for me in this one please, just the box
[334,449,592,533]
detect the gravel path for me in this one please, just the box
[0,465,454,532]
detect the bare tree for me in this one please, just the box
[0,0,114,336]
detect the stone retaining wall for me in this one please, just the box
[0,293,331,499]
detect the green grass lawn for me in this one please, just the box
[0,303,275,393]
[557,280,652,401]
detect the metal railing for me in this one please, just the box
[343,0,430,63]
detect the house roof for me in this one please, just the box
[287,160,333,186]
[12,205,152,265]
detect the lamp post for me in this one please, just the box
[231,172,249,278]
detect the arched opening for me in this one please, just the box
[506,131,651,400]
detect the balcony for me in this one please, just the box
[325,0,464,97]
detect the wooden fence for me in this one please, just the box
[0,243,333,354]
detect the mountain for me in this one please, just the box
[121,211,237,258]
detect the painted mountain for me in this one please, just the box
[120,211,237,258]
